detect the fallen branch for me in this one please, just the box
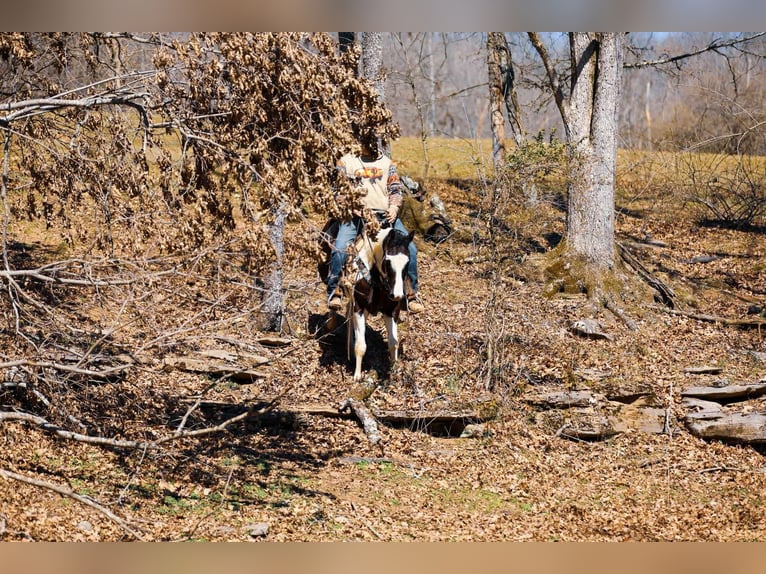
[154,397,281,446]
[0,358,131,380]
[180,397,496,436]
[339,398,382,447]
[0,467,145,540]
[0,411,144,448]
[0,394,283,450]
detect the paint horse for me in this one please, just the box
[318,220,414,381]
[346,226,414,381]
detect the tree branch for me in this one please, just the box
[528,32,569,126]
[0,92,150,127]
[0,467,145,540]
[624,33,766,69]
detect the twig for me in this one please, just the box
[624,33,766,69]
[154,395,282,446]
[176,379,220,433]
[698,465,743,474]
[0,467,145,540]
[118,443,148,506]
[365,522,383,540]
[2,380,89,432]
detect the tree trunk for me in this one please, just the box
[360,32,384,99]
[487,33,508,169]
[259,200,286,332]
[360,32,389,155]
[564,33,622,274]
[487,32,524,153]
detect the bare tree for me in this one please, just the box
[487,32,525,169]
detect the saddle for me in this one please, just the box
[317,216,413,296]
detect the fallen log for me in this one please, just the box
[685,411,766,444]
[340,398,382,446]
[179,397,493,436]
[681,382,766,402]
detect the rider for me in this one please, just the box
[326,129,424,314]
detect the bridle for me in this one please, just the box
[358,210,407,299]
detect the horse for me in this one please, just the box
[318,219,414,381]
[346,225,414,381]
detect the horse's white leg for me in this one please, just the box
[385,314,399,364]
[352,309,367,381]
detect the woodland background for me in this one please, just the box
[0,32,764,541]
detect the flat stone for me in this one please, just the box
[681,382,766,402]
[245,522,269,537]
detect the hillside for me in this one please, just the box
[1,138,765,541]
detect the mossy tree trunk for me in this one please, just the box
[530,32,628,301]
[566,33,621,274]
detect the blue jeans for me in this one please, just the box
[327,217,418,299]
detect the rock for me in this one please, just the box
[77,520,93,532]
[682,397,723,414]
[245,522,269,538]
[607,403,667,435]
[570,319,613,341]
[601,381,656,404]
[534,401,668,440]
[687,255,717,264]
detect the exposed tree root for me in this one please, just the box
[617,241,676,308]
[664,308,766,329]
[604,299,638,331]
[541,244,652,331]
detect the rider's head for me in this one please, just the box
[352,123,381,159]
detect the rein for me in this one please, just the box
[355,212,401,296]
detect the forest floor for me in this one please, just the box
[1,142,765,541]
